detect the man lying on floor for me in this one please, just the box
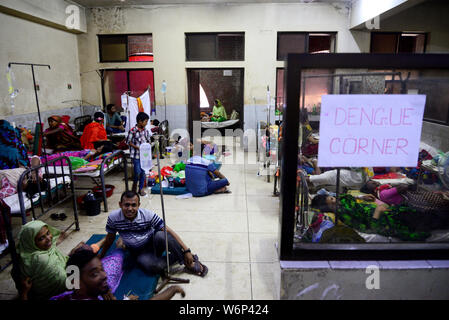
[50,245,185,300]
[99,191,208,277]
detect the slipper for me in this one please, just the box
[185,254,208,277]
[50,213,59,220]
[223,190,232,194]
[58,213,67,221]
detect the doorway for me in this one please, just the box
[187,68,244,139]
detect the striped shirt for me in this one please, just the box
[126,126,152,159]
[105,208,165,249]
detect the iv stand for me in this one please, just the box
[153,139,189,293]
[8,62,53,199]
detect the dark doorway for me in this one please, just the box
[187,68,244,138]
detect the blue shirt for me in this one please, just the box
[185,157,218,196]
[106,208,164,249]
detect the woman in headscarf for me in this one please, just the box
[80,112,108,150]
[43,116,82,152]
[16,220,69,300]
[211,99,227,122]
[16,220,124,300]
[0,120,30,169]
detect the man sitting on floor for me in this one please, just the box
[51,245,185,300]
[185,151,230,196]
[99,191,208,277]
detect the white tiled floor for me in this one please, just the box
[0,140,281,300]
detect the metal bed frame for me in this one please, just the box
[73,150,129,212]
[0,155,80,274]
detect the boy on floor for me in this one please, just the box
[98,191,208,278]
[51,245,185,300]
[126,112,152,196]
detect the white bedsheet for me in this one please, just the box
[3,176,71,215]
[201,119,239,129]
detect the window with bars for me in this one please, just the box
[370,32,427,53]
[277,32,336,60]
[99,34,154,62]
[185,33,245,61]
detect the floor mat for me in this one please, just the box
[86,234,160,300]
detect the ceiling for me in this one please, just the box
[70,0,355,8]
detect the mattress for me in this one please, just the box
[201,119,239,129]
[2,176,71,215]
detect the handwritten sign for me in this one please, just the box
[317,94,426,167]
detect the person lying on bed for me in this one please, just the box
[43,116,82,152]
[105,104,125,135]
[305,168,369,190]
[0,156,47,200]
[80,112,108,150]
[360,180,449,215]
[83,140,115,161]
[99,191,208,278]
[50,245,185,300]
[16,220,109,300]
[311,193,448,241]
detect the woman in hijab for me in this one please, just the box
[80,112,108,150]
[43,116,82,151]
[211,99,227,122]
[16,220,123,300]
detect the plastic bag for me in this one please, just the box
[68,156,89,170]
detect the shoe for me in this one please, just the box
[139,189,146,196]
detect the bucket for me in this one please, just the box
[92,184,115,198]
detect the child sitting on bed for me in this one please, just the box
[126,112,152,196]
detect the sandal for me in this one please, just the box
[185,254,208,277]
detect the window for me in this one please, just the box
[280,53,449,261]
[186,33,245,61]
[276,33,336,111]
[277,32,336,60]
[99,34,153,62]
[370,32,427,53]
[102,69,155,111]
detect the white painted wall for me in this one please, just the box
[78,3,361,132]
[0,12,82,118]
[0,0,86,32]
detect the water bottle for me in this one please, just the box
[168,177,174,188]
[139,142,153,174]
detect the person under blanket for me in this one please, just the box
[0,120,30,169]
[50,246,185,300]
[43,116,82,152]
[80,112,108,150]
[306,168,369,190]
[360,180,449,215]
[311,194,449,241]
[16,220,108,300]
[99,191,208,278]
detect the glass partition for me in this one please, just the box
[279,53,449,260]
